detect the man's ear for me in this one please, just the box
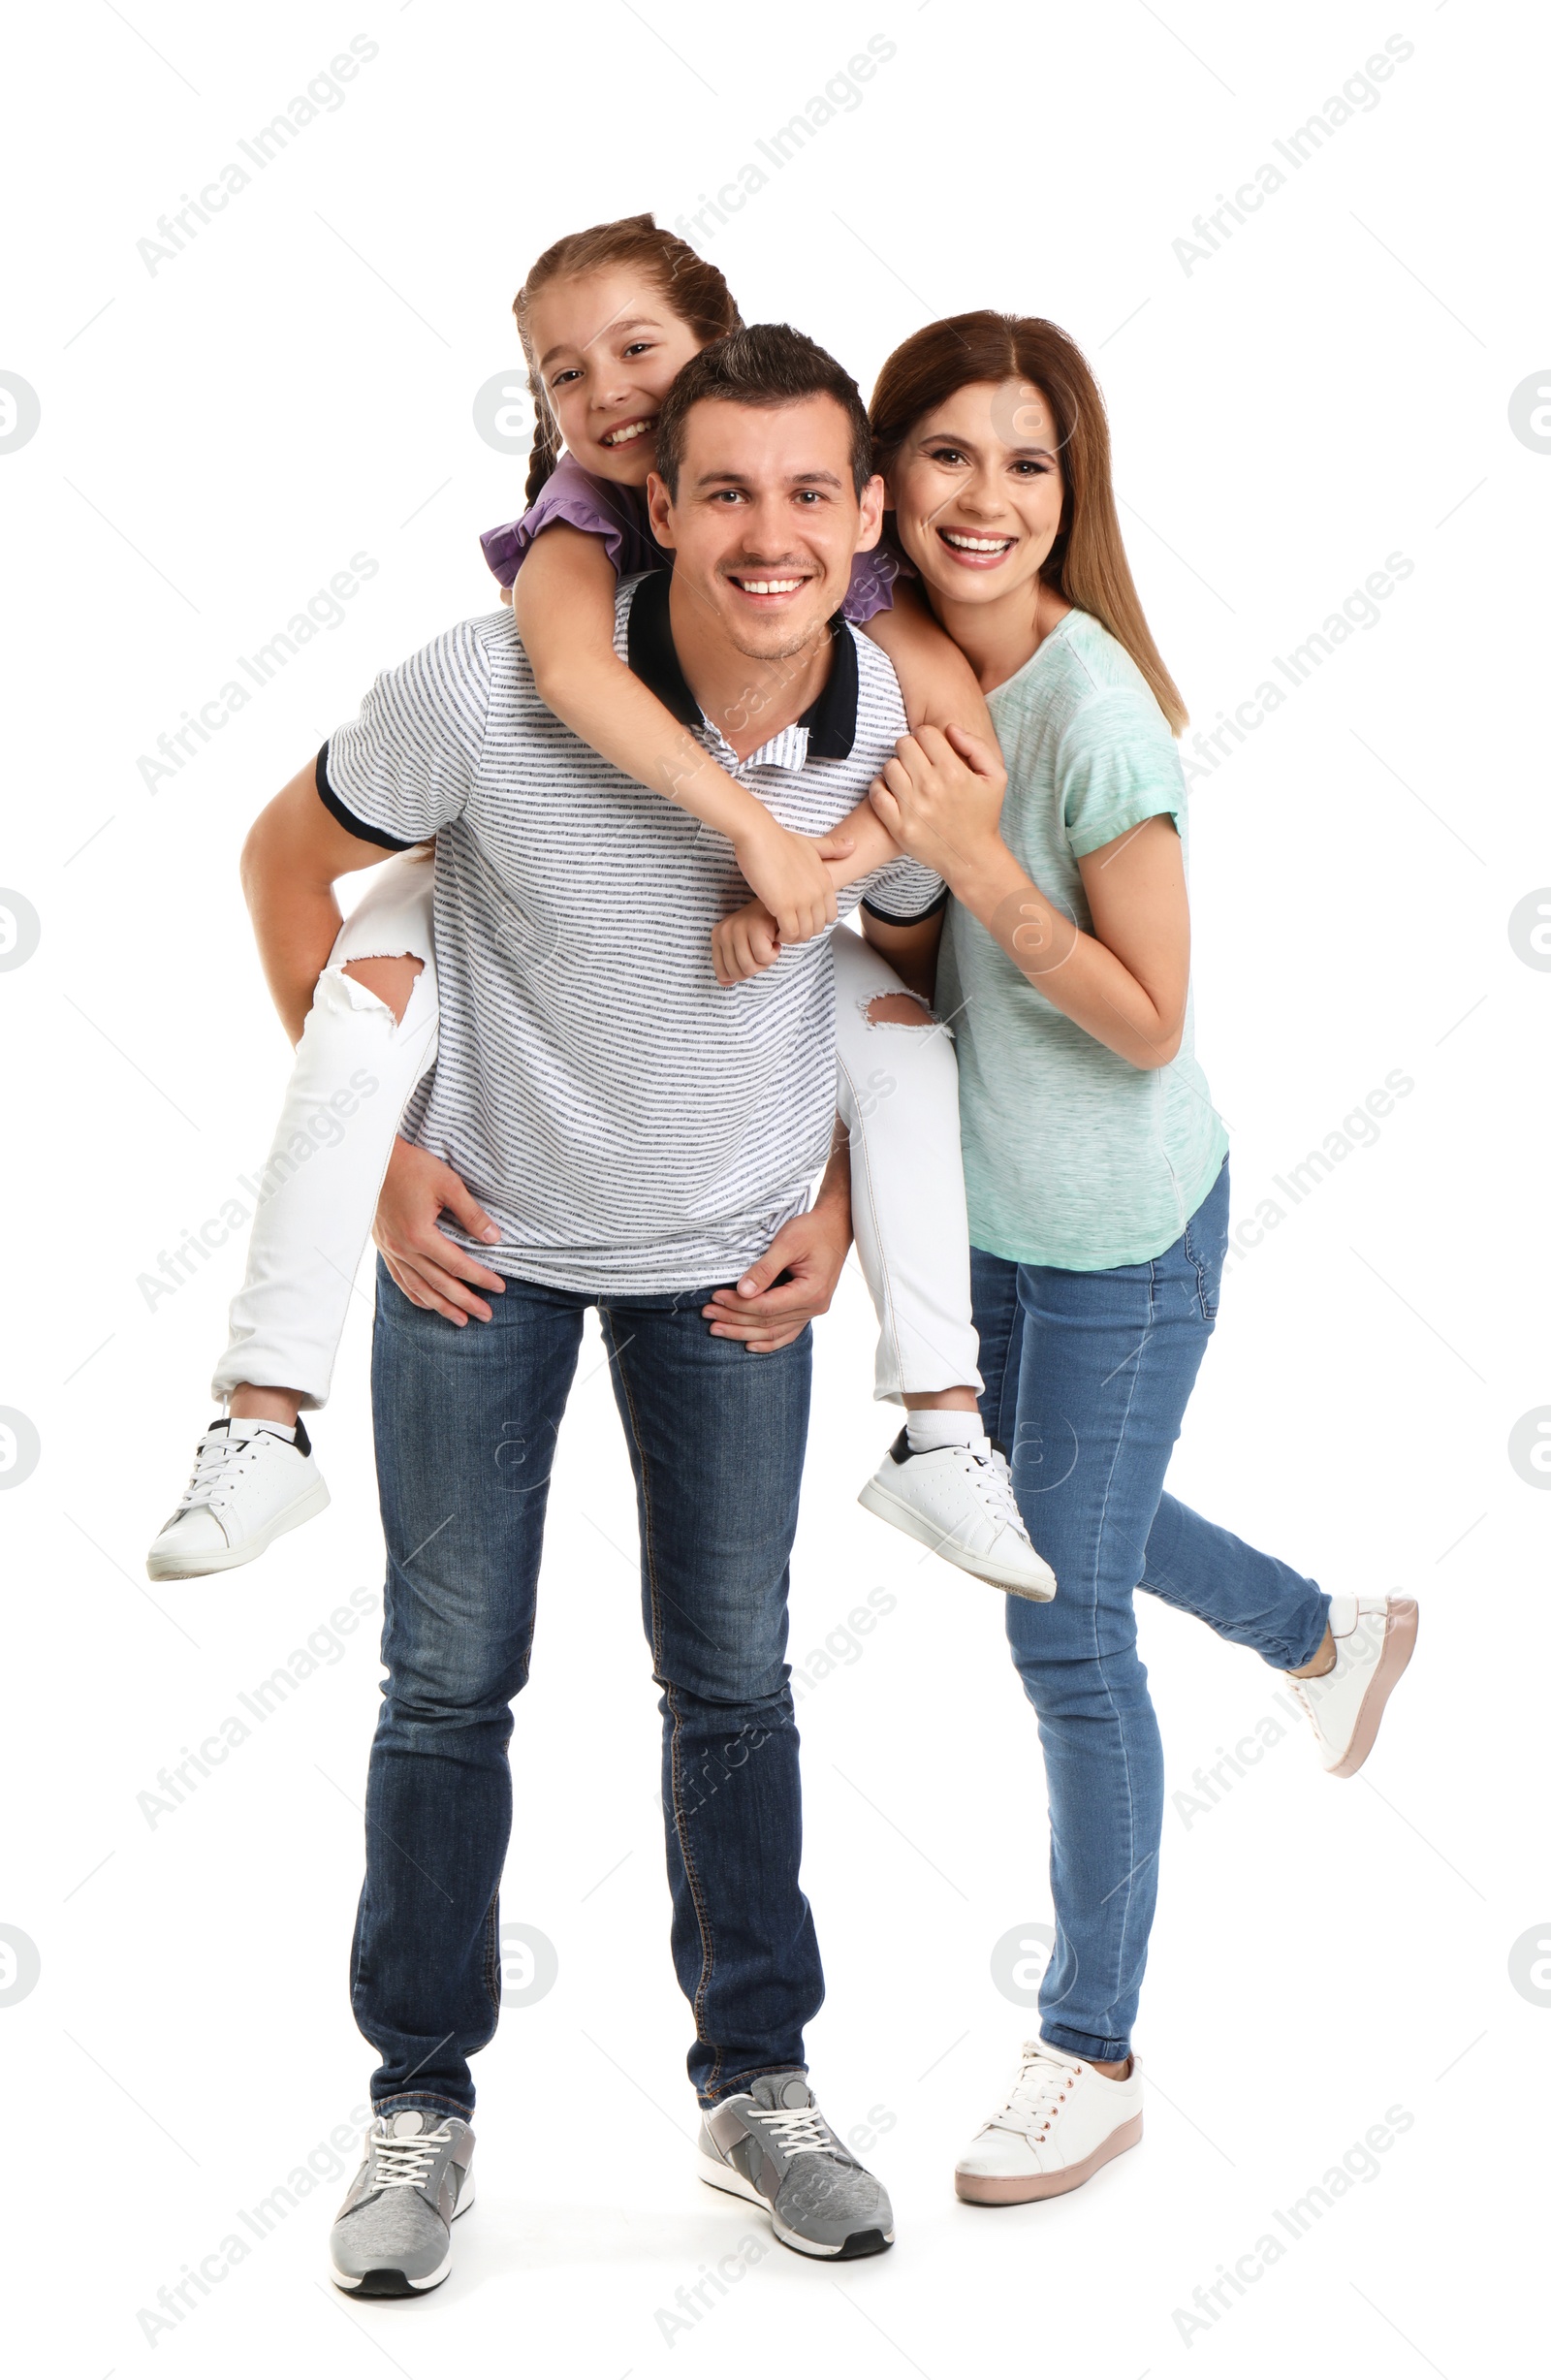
[854,471,885,555]
[646,470,678,551]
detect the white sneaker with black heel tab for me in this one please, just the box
[1284,1594,1417,1777]
[146,1415,330,1579]
[859,1427,1057,1600]
[955,2040,1143,2204]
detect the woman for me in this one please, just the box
[863,314,1418,2204]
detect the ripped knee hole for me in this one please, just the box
[341,953,425,1024]
[864,992,935,1028]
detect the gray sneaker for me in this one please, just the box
[697,2072,894,2259]
[329,2108,475,2296]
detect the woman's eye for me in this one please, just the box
[927,447,965,466]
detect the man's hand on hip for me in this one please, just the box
[702,1188,852,1354]
[373,1135,507,1323]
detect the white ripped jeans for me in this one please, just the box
[211,858,982,1411]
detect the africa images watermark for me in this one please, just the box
[670,34,899,248]
[136,552,380,795]
[1219,1066,1415,1275]
[135,1584,378,1828]
[1181,551,1414,791]
[134,36,381,275]
[136,1065,381,1313]
[1171,2104,1414,2348]
[137,2099,372,2347]
[1171,34,1416,276]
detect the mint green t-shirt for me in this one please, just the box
[937,608,1228,1272]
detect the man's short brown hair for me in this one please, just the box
[654,323,872,499]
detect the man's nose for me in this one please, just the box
[736,495,805,554]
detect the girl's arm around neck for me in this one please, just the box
[513,525,845,944]
[863,582,998,744]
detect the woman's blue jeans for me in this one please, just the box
[972,1160,1330,2063]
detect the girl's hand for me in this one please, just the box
[868,722,1008,886]
[734,816,852,946]
[712,901,783,986]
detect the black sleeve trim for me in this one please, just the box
[859,885,950,927]
[314,741,418,853]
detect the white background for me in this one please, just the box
[2,2,1546,2373]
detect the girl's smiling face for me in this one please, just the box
[525,268,706,486]
[887,378,1066,610]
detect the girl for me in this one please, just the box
[147,219,1050,1603]
[852,312,1419,2205]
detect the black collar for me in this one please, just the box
[625,568,858,760]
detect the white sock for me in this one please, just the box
[225,1413,297,1443]
[905,1409,982,1455]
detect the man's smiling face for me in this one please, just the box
[647,395,883,663]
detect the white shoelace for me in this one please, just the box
[175,1427,280,1514]
[966,1446,1031,1541]
[984,2045,1077,2141]
[371,2123,454,2188]
[752,2104,834,2157]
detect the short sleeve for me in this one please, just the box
[839,547,899,625]
[479,456,661,587]
[319,621,491,850]
[859,854,947,926]
[1057,686,1185,858]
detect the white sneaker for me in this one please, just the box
[146,1416,330,1579]
[858,1429,1057,1600]
[1284,1594,1417,1777]
[955,2040,1143,2205]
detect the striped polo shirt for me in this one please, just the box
[319,570,943,1294]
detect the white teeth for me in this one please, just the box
[603,419,652,447]
[942,531,1014,553]
[739,579,802,594]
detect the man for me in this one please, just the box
[238,326,944,2290]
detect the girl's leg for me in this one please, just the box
[831,926,982,1405]
[211,855,439,1415]
[836,931,1053,1597]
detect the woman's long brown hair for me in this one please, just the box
[870,311,1187,732]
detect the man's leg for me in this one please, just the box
[599,1292,822,2107]
[352,1258,585,2119]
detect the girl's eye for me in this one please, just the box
[551,368,582,388]
[621,340,655,358]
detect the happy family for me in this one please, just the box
[146,211,1417,2288]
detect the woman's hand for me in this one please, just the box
[712,900,783,986]
[373,1136,507,1323]
[868,722,1009,887]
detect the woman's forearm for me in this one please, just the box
[953,843,1185,1068]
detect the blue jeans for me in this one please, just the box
[972,1161,1329,2063]
[353,1259,824,2118]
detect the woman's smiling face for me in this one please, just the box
[887,378,1065,609]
